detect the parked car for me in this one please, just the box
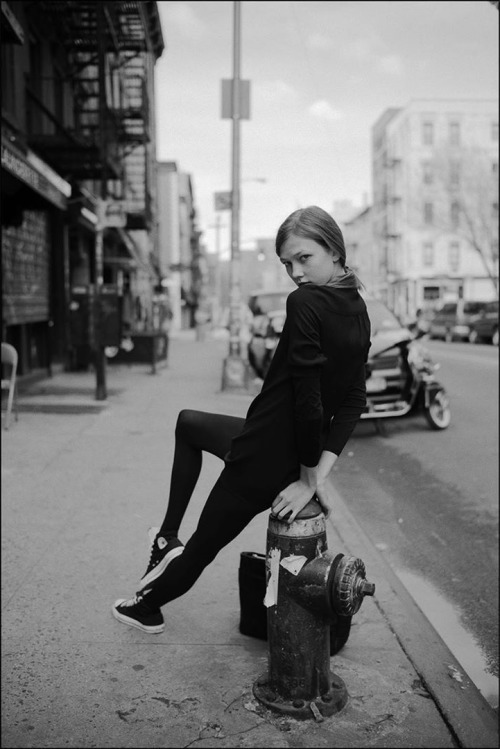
[248,295,411,380]
[247,288,293,317]
[247,295,450,429]
[467,300,499,345]
[247,288,292,379]
[248,308,286,379]
[428,300,489,342]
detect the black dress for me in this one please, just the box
[222,284,371,503]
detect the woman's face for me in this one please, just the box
[278,235,341,287]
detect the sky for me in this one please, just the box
[154,1,499,257]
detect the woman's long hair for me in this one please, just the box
[275,205,364,289]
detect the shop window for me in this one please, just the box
[423,286,440,301]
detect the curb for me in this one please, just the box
[330,485,499,748]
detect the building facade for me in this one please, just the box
[1,1,164,376]
[372,99,499,322]
[156,161,205,331]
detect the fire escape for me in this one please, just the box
[25,0,163,230]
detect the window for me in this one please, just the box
[422,161,433,185]
[493,203,499,222]
[449,161,460,188]
[424,202,434,225]
[422,122,434,146]
[450,201,460,229]
[449,121,460,146]
[1,44,16,115]
[492,161,498,178]
[423,286,440,301]
[492,122,499,141]
[448,242,460,272]
[422,242,434,267]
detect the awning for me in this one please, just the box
[1,140,71,210]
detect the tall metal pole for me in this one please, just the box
[229,0,241,358]
[221,0,250,391]
[94,2,107,400]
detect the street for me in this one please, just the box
[331,339,499,708]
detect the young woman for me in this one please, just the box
[113,205,371,633]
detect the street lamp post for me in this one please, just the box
[221,0,251,392]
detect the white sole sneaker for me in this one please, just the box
[112,599,165,634]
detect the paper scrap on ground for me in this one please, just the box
[280,554,308,576]
[264,548,281,607]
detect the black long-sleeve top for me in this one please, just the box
[223,284,371,502]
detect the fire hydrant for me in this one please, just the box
[253,498,375,720]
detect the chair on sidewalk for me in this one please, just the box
[1,342,19,430]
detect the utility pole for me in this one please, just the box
[94,2,107,400]
[221,0,251,391]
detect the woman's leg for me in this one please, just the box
[142,473,267,609]
[158,409,244,538]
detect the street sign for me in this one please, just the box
[221,79,251,120]
[214,191,232,211]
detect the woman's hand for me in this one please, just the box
[271,480,316,524]
[314,479,333,519]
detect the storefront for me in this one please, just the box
[1,139,71,377]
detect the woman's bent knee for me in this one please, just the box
[175,409,204,438]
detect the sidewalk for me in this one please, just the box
[2,330,498,748]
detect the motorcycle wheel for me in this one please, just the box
[424,390,451,430]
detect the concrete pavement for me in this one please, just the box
[2,329,498,748]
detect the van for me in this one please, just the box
[468,300,499,345]
[429,300,489,342]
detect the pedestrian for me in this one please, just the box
[112,205,371,634]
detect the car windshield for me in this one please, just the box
[365,298,405,334]
[464,302,487,314]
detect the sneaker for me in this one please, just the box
[140,526,184,588]
[112,592,165,634]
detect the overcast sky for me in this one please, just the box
[154,1,499,256]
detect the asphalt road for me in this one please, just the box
[330,339,499,709]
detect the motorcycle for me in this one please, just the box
[362,329,451,431]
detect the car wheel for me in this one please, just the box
[492,329,499,347]
[468,329,479,344]
[424,390,451,430]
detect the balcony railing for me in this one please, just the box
[25,85,123,180]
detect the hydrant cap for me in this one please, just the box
[332,556,375,616]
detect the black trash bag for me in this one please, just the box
[238,551,352,655]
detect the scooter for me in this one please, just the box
[362,331,451,431]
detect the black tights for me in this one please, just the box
[143,409,268,610]
[158,409,244,539]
